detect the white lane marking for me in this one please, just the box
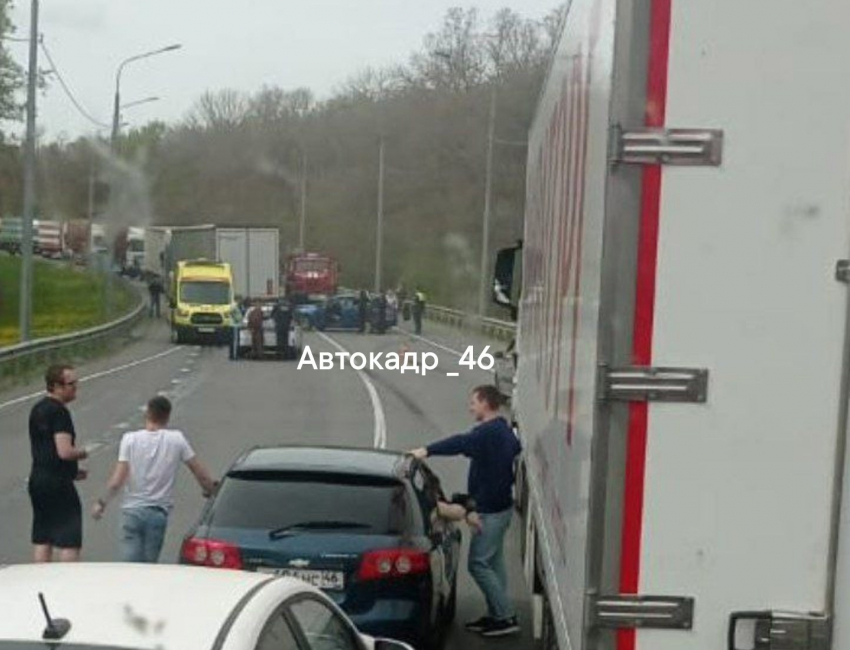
[113,422,129,429]
[446,373,460,377]
[181,367,191,373]
[170,379,181,385]
[317,332,387,449]
[0,346,185,412]
[398,329,462,357]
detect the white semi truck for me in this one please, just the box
[492,0,850,649]
[145,225,279,299]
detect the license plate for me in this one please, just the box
[257,568,345,590]
[197,327,215,333]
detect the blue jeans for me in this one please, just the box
[468,507,514,620]
[121,507,168,563]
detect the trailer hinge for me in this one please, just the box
[728,611,830,650]
[612,126,724,166]
[588,594,694,630]
[836,259,850,284]
[601,365,709,403]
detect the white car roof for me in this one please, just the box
[0,563,305,650]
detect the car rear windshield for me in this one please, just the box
[180,281,230,305]
[210,471,410,535]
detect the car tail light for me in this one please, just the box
[181,538,243,570]
[358,549,429,581]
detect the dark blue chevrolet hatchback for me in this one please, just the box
[181,446,461,649]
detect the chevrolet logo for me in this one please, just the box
[288,559,310,569]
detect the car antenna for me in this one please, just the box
[38,592,71,641]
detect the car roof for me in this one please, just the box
[231,445,411,480]
[0,563,302,650]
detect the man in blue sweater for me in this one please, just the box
[411,384,521,637]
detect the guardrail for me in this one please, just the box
[0,282,146,383]
[424,304,516,341]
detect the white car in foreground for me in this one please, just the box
[0,563,412,650]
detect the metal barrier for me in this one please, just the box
[0,281,146,383]
[424,304,516,341]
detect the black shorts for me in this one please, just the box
[28,475,82,549]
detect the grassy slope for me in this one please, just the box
[0,255,135,347]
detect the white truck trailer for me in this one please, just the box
[215,227,279,299]
[148,225,279,299]
[492,0,850,649]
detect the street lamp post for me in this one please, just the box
[18,0,39,341]
[478,85,497,318]
[375,136,385,294]
[299,150,308,251]
[110,45,180,150]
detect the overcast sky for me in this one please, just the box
[7,0,556,140]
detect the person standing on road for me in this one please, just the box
[412,288,426,335]
[358,290,369,334]
[411,385,521,637]
[147,275,164,319]
[91,396,217,563]
[28,364,89,563]
[375,292,388,334]
[271,300,292,360]
[247,300,265,359]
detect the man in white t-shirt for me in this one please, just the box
[91,396,217,563]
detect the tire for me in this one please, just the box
[172,326,187,345]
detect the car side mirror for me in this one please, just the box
[375,640,416,650]
[492,241,522,320]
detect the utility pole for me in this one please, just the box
[299,151,307,251]
[375,136,385,294]
[87,154,95,222]
[478,85,497,318]
[18,0,39,342]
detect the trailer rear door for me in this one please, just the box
[620,1,850,649]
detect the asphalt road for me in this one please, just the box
[0,317,529,650]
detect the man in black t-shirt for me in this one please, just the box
[28,364,89,562]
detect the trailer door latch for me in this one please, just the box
[728,610,830,650]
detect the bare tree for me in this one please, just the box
[186,89,249,130]
[411,8,487,91]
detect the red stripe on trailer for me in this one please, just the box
[618,0,672,649]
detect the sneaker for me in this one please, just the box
[465,616,495,632]
[479,617,520,637]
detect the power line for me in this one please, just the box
[39,37,110,129]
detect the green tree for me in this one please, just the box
[0,0,24,129]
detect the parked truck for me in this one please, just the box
[284,252,338,300]
[34,220,65,259]
[113,226,145,276]
[143,226,171,279]
[64,220,91,261]
[162,225,279,300]
[0,217,22,254]
[215,227,280,298]
[492,1,850,649]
